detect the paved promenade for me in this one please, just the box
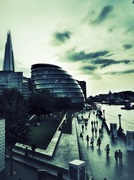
[76,110,134,180]
[5,109,134,180]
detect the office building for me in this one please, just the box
[31,63,85,103]
[0,31,29,97]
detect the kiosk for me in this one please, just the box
[110,123,117,138]
[69,159,86,180]
[126,130,134,151]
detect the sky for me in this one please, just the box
[0,0,134,96]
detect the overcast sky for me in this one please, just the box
[0,0,134,96]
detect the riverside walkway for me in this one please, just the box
[77,110,134,180]
[5,109,134,180]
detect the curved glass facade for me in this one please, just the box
[31,64,85,103]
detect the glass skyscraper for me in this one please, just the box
[31,63,85,103]
[0,31,24,95]
[3,31,15,72]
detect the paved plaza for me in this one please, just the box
[5,110,134,180]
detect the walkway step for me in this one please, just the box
[12,151,68,179]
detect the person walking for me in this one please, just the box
[24,147,29,161]
[90,137,94,147]
[91,127,94,136]
[114,150,119,162]
[81,124,84,132]
[95,127,97,135]
[80,132,83,140]
[97,137,101,149]
[105,144,110,157]
[31,144,36,157]
[118,149,123,162]
[86,135,90,145]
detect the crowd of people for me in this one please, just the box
[77,109,124,162]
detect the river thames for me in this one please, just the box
[99,104,134,133]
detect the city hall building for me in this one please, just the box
[31,63,85,103]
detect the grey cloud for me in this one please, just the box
[80,65,97,72]
[123,44,132,50]
[63,49,133,70]
[92,6,114,25]
[66,50,110,61]
[93,59,132,68]
[52,30,72,45]
[78,65,102,80]
[104,69,134,75]
[82,6,114,25]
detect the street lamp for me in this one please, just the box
[103,110,105,119]
[118,114,122,128]
[8,125,16,175]
[117,114,124,137]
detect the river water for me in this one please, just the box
[98,104,134,133]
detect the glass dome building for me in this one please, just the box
[31,63,85,103]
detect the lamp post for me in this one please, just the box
[103,110,105,119]
[118,114,121,128]
[8,125,16,175]
[117,114,124,137]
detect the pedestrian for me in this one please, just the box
[90,137,94,146]
[97,137,101,148]
[81,124,84,132]
[86,135,90,144]
[93,121,96,126]
[99,128,102,136]
[24,147,29,161]
[91,121,93,126]
[80,132,83,140]
[91,127,94,135]
[85,122,88,129]
[105,144,110,157]
[114,150,119,162]
[118,149,123,162]
[31,144,36,157]
[95,127,97,135]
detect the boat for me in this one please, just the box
[121,102,134,110]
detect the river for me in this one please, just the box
[98,104,134,133]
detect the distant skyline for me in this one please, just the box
[0,0,134,96]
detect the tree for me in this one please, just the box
[28,89,55,118]
[54,97,72,111]
[0,88,30,174]
[0,88,30,145]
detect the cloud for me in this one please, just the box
[123,44,132,50]
[80,65,97,72]
[65,49,110,61]
[51,30,72,46]
[92,6,114,25]
[104,69,134,75]
[92,59,132,68]
[82,6,114,25]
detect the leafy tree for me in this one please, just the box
[54,97,72,111]
[0,88,30,146]
[28,89,55,118]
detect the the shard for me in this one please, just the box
[3,31,15,72]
